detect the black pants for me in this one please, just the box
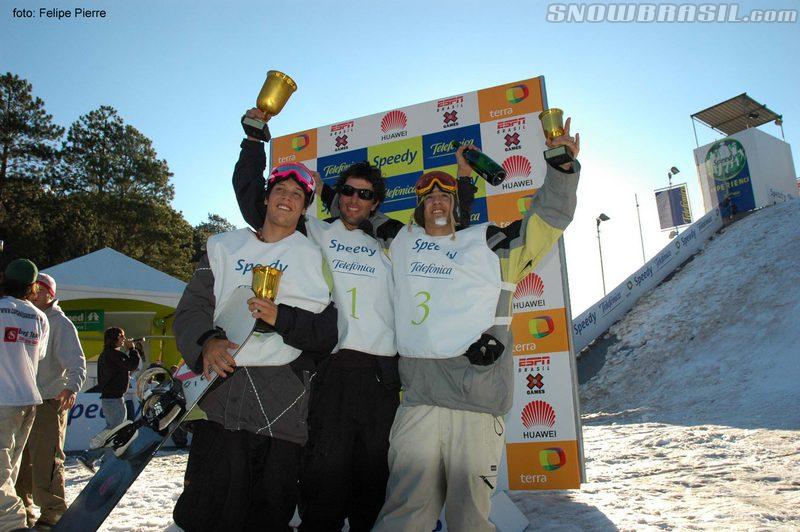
[299,353,400,532]
[173,420,301,532]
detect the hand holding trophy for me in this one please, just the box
[241,70,298,141]
[248,265,283,333]
[538,109,580,170]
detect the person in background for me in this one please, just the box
[88,327,141,448]
[0,259,49,531]
[14,273,86,530]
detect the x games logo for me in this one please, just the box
[329,121,354,152]
[497,117,526,152]
[437,96,464,129]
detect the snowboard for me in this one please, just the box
[54,287,260,532]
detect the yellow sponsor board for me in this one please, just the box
[506,440,580,490]
[367,137,423,178]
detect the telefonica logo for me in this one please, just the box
[292,134,309,152]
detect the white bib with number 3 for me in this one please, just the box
[391,224,501,359]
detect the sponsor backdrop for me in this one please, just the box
[572,206,724,353]
[271,77,584,491]
[694,127,798,215]
[654,183,693,230]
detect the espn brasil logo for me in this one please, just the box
[380,110,408,141]
[497,117,526,152]
[437,96,463,129]
[329,120,354,152]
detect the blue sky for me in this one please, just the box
[2,0,798,313]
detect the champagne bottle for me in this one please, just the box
[451,142,506,186]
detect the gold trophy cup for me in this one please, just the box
[538,108,573,167]
[251,265,283,332]
[241,70,298,141]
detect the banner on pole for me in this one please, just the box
[271,76,584,491]
[655,183,693,230]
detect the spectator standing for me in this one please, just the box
[14,274,86,529]
[0,260,49,531]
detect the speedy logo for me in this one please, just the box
[506,84,530,104]
[4,327,19,342]
[292,134,309,152]
[633,266,653,287]
[328,239,377,257]
[234,259,288,275]
[572,311,596,336]
[539,447,567,471]
[529,316,554,339]
[369,138,422,178]
[380,110,408,141]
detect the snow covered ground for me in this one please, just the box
[64,200,800,530]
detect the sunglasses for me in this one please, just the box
[415,172,457,197]
[339,184,377,201]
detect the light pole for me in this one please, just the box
[596,213,610,296]
[635,193,645,264]
[668,166,680,236]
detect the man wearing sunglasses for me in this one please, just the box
[232,108,478,531]
[375,119,581,532]
[172,162,338,531]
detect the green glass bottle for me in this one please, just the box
[452,141,506,186]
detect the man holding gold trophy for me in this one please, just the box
[171,72,338,530]
[374,114,580,531]
[232,78,481,529]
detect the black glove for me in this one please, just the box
[465,334,505,366]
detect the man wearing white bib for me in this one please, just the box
[375,120,581,532]
[232,108,478,530]
[172,164,338,531]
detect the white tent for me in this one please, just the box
[41,247,186,307]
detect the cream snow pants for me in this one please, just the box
[374,404,505,532]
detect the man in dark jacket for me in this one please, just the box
[173,161,338,531]
[88,327,140,448]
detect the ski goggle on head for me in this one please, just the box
[268,163,316,205]
[415,171,457,198]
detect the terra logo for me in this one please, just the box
[4,327,20,342]
[291,134,309,152]
[539,447,567,471]
[506,84,530,104]
[528,316,555,339]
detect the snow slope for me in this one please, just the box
[63,200,800,530]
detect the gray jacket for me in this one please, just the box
[399,161,580,416]
[37,301,87,399]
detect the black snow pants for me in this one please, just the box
[173,419,302,532]
[299,351,400,532]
